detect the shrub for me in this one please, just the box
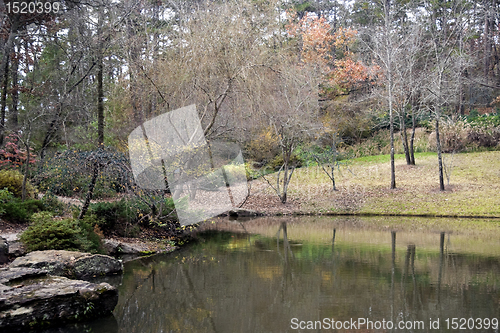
[20,212,82,252]
[0,134,36,170]
[88,196,175,236]
[159,197,177,220]
[268,153,303,171]
[244,128,280,164]
[0,187,46,223]
[89,199,129,231]
[0,169,36,198]
[1,199,44,222]
[78,214,106,253]
[438,118,470,152]
[429,115,500,152]
[0,188,14,215]
[19,212,104,253]
[40,191,67,216]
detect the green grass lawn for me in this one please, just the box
[259,151,500,217]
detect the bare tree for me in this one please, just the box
[423,0,467,191]
[363,0,397,188]
[259,61,320,204]
[392,24,426,166]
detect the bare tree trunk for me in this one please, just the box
[484,6,491,79]
[79,11,105,220]
[280,147,291,204]
[79,161,99,219]
[384,0,396,189]
[390,105,396,189]
[0,54,8,145]
[97,52,104,146]
[435,114,445,191]
[400,111,411,165]
[10,50,19,131]
[21,139,30,201]
[409,105,416,165]
[0,18,19,90]
[39,104,63,162]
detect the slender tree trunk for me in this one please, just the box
[0,19,19,90]
[390,108,396,189]
[281,150,289,204]
[21,138,30,201]
[79,161,99,219]
[384,0,396,189]
[400,111,411,165]
[97,54,104,146]
[410,106,416,165]
[79,12,105,220]
[331,138,337,190]
[435,113,445,191]
[10,51,19,131]
[484,8,491,78]
[0,54,8,145]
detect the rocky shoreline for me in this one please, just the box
[0,213,185,333]
[0,250,122,332]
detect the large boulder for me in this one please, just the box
[9,250,123,279]
[0,267,118,332]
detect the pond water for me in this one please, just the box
[43,216,500,333]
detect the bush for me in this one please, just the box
[1,199,44,222]
[429,116,500,152]
[159,197,177,220]
[78,214,106,253]
[0,169,36,198]
[88,196,175,236]
[0,188,14,215]
[268,153,303,171]
[0,187,44,223]
[89,199,130,231]
[40,191,67,216]
[438,119,470,153]
[0,134,36,170]
[244,128,280,164]
[19,212,104,253]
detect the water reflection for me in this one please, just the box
[107,217,500,332]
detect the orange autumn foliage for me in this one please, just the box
[287,12,380,96]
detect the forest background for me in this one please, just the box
[0,0,499,249]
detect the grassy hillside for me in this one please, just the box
[246,151,500,217]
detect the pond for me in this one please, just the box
[42,216,500,332]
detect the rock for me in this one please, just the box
[103,239,141,255]
[0,237,8,264]
[7,241,25,258]
[9,250,123,279]
[0,269,118,332]
[0,267,46,284]
[228,208,263,218]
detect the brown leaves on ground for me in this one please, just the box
[240,151,500,217]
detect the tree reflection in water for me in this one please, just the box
[105,217,500,333]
